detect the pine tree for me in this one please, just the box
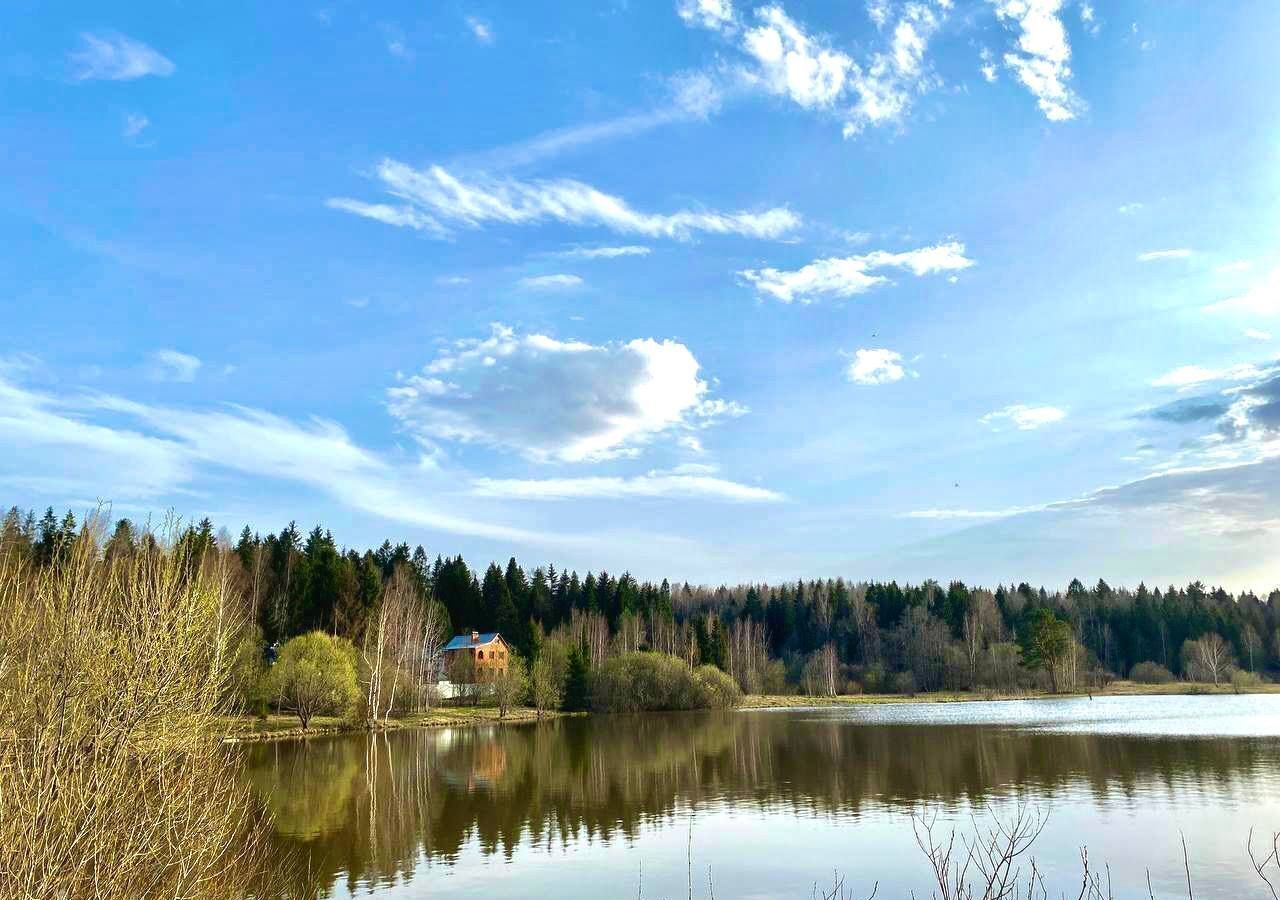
[563,644,591,711]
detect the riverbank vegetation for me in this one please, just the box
[0,516,283,899]
[3,506,1277,728]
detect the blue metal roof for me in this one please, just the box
[443,632,501,652]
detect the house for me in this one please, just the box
[442,631,511,679]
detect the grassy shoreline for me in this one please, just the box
[221,679,1278,742]
[219,706,572,743]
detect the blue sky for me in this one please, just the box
[2,0,1279,589]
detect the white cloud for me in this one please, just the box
[677,0,737,34]
[1216,260,1252,275]
[387,325,747,463]
[471,469,782,503]
[1079,2,1100,35]
[1117,202,1143,215]
[466,16,494,44]
[148,350,202,383]
[741,6,855,109]
[346,297,370,309]
[979,47,998,82]
[0,371,560,545]
[1137,248,1192,262]
[70,32,174,81]
[903,505,1042,520]
[683,2,947,136]
[518,274,584,290]
[1245,329,1273,342]
[386,37,411,59]
[988,0,1084,122]
[739,241,974,303]
[1203,268,1280,316]
[325,198,446,235]
[122,113,149,140]
[436,275,472,286]
[554,245,651,260]
[1150,363,1265,390]
[846,348,912,385]
[330,160,799,241]
[980,404,1066,430]
[669,70,725,119]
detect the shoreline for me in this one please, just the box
[220,680,1277,743]
[741,679,1280,709]
[219,706,574,744]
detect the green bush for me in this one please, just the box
[591,652,741,712]
[693,664,743,709]
[265,631,360,729]
[1129,661,1175,684]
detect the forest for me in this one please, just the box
[4,505,1276,698]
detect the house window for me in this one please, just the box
[477,650,484,660]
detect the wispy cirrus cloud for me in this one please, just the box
[1137,248,1193,262]
[1203,268,1280,316]
[552,245,651,260]
[472,466,781,503]
[980,404,1066,430]
[445,71,722,173]
[1149,362,1264,390]
[739,241,973,303]
[330,160,799,241]
[902,504,1044,520]
[148,350,202,383]
[518,274,584,290]
[70,32,174,81]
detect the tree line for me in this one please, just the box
[4,506,1277,700]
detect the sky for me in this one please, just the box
[2,0,1279,590]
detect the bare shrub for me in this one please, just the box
[1130,661,1175,684]
[0,519,282,899]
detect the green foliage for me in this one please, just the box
[225,624,268,711]
[1129,661,1175,684]
[12,504,1280,700]
[692,664,743,708]
[562,644,591,712]
[591,652,742,712]
[266,631,360,728]
[1021,609,1073,691]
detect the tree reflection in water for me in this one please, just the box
[240,709,1280,898]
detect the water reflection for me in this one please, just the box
[240,698,1280,898]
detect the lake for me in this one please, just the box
[241,695,1280,898]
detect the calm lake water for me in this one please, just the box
[241,695,1280,898]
